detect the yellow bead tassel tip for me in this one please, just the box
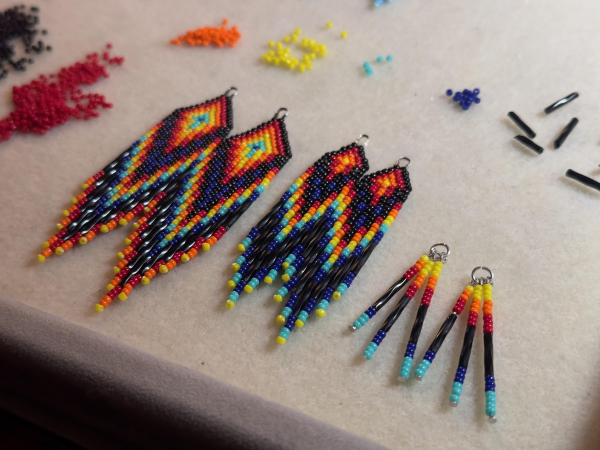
[261,28,328,73]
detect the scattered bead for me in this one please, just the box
[447,88,481,111]
[376,56,384,63]
[326,22,333,28]
[170,19,241,47]
[386,55,393,62]
[340,31,348,39]
[0,46,124,142]
[446,89,453,96]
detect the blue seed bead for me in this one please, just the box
[454,366,467,383]
[446,89,453,96]
[474,97,481,104]
[404,342,416,358]
[453,92,462,101]
[423,350,436,362]
[473,88,480,95]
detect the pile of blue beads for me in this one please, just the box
[446,88,481,111]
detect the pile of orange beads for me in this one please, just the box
[170,19,241,48]
[261,29,327,73]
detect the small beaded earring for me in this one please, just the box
[357,244,449,362]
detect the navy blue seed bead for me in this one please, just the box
[424,350,436,362]
[454,366,467,383]
[366,306,376,318]
[405,342,416,358]
[453,92,462,101]
[485,375,496,391]
[284,316,297,330]
[446,89,453,96]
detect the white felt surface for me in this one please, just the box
[0,0,599,449]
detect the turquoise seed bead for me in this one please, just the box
[279,327,291,338]
[414,359,431,378]
[256,185,265,193]
[228,291,239,301]
[232,273,242,283]
[248,278,259,289]
[317,300,328,310]
[277,287,288,297]
[449,394,460,404]
[298,311,309,322]
[235,256,245,265]
[281,306,292,318]
[267,269,278,279]
[452,382,463,395]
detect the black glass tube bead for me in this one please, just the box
[457,324,476,368]
[565,170,600,192]
[514,135,543,154]
[428,312,458,353]
[507,112,536,139]
[372,276,409,310]
[544,92,578,114]
[408,303,429,344]
[484,332,494,377]
[380,293,411,333]
[554,118,578,149]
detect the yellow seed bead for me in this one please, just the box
[141,276,150,285]
[231,263,240,272]
[116,252,124,260]
[202,243,211,251]
[299,64,306,73]
[341,31,348,39]
[79,237,88,245]
[118,292,128,301]
[295,28,301,34]
[276,336,286,345]
[82,183,89,189]
[107,283,114,291]
[295,319,305,328]
[465,285,475,293]
[132,223,140,231]
[37,254,45,263]
[124,238,132,245]
[159,265,169,274]
[100,225,109,233]
[227,280,236,289]
[276,315,286,325]
[420,254,429,262]
[56,224,63,231]
[264,276,273,284]
[244,285,253,293]
[283,36,290,43]
[274,294,283,303]
[316,309,326,318]
[113,266,120,274]
[225,300,235,309]
[282,274,290,282]
[71,197,78,204]
[291,34,298,42]
[62,210,69,217]
[55,247,64,255]
[282,262,290,269]
[42,241,50,249]
[332,291,342,300]
[237,244,246,252]
[181,254,190,263]
[326,21,333,28]
[95,304,104,312]
[309,53,316,60]
[268,40,274,47]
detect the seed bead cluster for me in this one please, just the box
[170,19,241,48]
[0,45,123,142]
[261,28,327,73]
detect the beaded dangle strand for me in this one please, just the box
[274,158,412,345]
[362,244,449,361]
[98,108,293,310]
[224,137,370,309]
[448,267,496,423]
[38,87,237,263]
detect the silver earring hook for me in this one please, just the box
[471,266,494,285]
[429,243,450,262]
[274,108,289,120]
[395,157,411,168]
[355,135,369,147]
[225,87,238,98]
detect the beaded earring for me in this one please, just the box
[98,107,293,310]
[357,244,449,362]
[273,158,412,345]
[38,87,238,262]
[224,136,371,309]
[448,267,496,423]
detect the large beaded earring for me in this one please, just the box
[38,87,238,263]
[223,136,371,310]
[97,107,293,310]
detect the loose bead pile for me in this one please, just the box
[446,88,481,111]
[261,29,327,73]
[170,19,241,48]
[225,140,369,310]
[363,55,392,76]
[0,45,123,142]
[0,5,50,80]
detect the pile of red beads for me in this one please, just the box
[0,5,51,80]
[0,45,124,142]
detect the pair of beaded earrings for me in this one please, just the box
[224,140,413,347]
[37,87,294,311]
[354,247,497,423]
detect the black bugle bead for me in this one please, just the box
[554,118,578,149]
[484,332,494,377]
[514,135,543,154]
[457,324,476,369]
[544,92,578,114]
[372,276,409,310]
[428,313,458,353]
[408,303,429,344]
[507,112,536,139]
[380,294,411,333]
[565,169,600,192]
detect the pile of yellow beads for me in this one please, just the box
[261,29,328,73]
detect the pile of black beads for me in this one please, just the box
[0,5,51,80]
